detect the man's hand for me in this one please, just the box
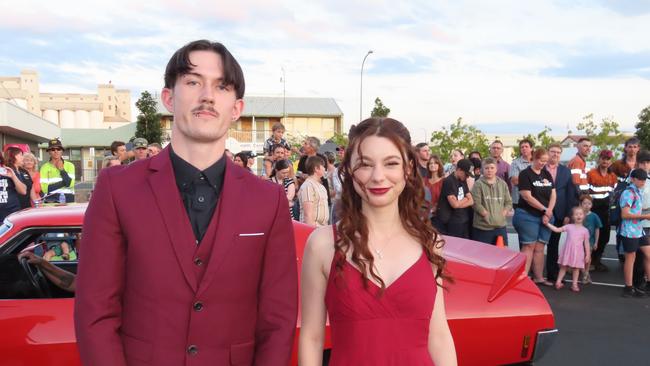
[563,217,570,225]
[18,251,45,266]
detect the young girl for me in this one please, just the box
[546,206,591,292]
[579,195,602,284]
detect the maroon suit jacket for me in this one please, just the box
[74,148,298,366]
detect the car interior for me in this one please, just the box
[0,227,81,300]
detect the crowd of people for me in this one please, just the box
[417,136,648,298]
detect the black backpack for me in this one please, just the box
[609,179,630,227]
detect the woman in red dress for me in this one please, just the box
[299,118,457,366]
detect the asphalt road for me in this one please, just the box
[503,231,650,366]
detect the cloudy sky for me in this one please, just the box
[1,0,649,141]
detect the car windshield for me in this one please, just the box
[0,219,13,239]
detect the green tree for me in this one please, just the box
[134,91,163,144]
[576,113,625,160]
[329,132,349,148]
[512,126,559,158]
[429,117,489,161]
[635,105,650,150]
[370,97,390,117]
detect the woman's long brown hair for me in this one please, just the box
[335,118,450,291]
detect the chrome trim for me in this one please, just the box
[531,328,558,363]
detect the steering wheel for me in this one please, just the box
[19,257,52,298]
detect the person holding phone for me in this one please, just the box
[0,151,27,221]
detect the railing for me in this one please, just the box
[228,129,272,143]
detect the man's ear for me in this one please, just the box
[231,98,244,122]
[161,88,173,113]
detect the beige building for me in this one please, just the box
[157,96,344,154]
[0,70,131,129]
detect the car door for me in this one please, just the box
[0,227,81,366]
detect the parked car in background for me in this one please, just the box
[0,205,555,365]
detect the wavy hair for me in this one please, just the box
[335,118,450,292]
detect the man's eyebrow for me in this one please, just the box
[182,72,225,82]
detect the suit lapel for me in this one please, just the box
[197,159,245,296]
[147,148,199,292]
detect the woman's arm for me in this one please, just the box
[286,182,296,202]
[6,168,27,195]
[428,276,457,366]
[298,228,331,366]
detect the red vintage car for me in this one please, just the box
[0,204,556,365]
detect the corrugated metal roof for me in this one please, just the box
[156,96,343,118]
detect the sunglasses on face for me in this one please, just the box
[49,148,63,151]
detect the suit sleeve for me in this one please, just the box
[254,185,298,365]
[74,169,127,366]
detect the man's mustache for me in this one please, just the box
[192,105,218,115]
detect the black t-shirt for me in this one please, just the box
[418,165,429,180]
[15,168,33,209]
[436,174,470,224]
[518,166,554,217]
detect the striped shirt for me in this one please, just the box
[586,168,617,208]
[567,154,589,193]
[298,177,329,226]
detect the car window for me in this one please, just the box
[0,219,13,239]
[32,232,81,263]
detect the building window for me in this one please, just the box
[109,105,112,110]
[108,96,112,101]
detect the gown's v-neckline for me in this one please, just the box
[344,251,425,291]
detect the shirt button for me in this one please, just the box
[193,301,204,311]
[194,257,203,266]
[198,196,205,203]
[187,345,198,356]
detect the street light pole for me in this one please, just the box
[360,50,373,122]
[281,67,286,122]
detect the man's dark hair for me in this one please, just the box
[519,139,534,148]
[625,137,640,147]
[110,141,125,155]
[272,144,285,154]
[415,142,428,150]
[0,255,40,299]
[164,40,245,99]
[577,137,591,144]
[305,155,324,175]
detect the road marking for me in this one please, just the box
[563,279,625,288]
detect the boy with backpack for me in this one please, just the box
[619,169,650,297]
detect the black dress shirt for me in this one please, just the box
[170,147,226,242]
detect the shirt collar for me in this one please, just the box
[169,145,226,190]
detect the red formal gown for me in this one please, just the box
[325,251,437,365]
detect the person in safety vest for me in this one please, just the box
[40,138,75,203]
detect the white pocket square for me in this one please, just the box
[238,232,265,237]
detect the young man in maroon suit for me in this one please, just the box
[74,40,298,366]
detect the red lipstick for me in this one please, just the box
[368,188,390,195]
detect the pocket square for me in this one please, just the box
[238,232,265,237]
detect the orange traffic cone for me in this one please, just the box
[495,235,505,249]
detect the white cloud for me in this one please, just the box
[1,0,649,137]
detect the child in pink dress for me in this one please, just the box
[546,206,591,292]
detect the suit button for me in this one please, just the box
[187,344,198,356]
[193,301,203,311]
[194,257,203,266]
[197,196,205,203]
